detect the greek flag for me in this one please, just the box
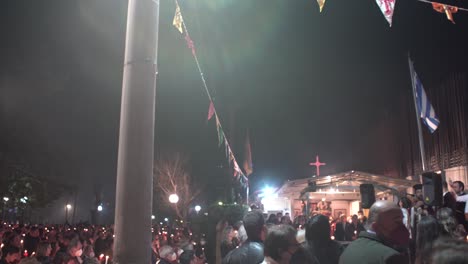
[410,62,440,133]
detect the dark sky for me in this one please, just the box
[1,0,467,220]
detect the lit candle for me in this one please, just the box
[105,255,109,264]
[354,230,357,235]
[1,243,4,248]
[331,236,335,240]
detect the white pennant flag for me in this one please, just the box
[376,0,396,26]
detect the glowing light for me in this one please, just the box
[3,197,8,202]
[151,215,155,220]
[331,236,335,240]
[97,205,103,212]
[66,204,72,209]
[169,194,179,204]
[218,201,223,206]
[195,205,201,212]
[164,218,169,222]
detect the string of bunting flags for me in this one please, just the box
[172,0,249,188]
[170,0,466,188]
[315,0,466,25]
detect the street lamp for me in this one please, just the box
[169,194,179,204]
[194,205,201,213]
[65,204,72,224]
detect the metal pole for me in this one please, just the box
[408,56,427,172]
[113,0,159,263]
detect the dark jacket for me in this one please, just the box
[339,231,408,264]
[301,240,344,264]
[345,223,365,241]
[222,240,264,264]
[334,222,348,241]
[36,256,52,264]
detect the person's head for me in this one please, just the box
[159,245,177,262]
[66,238,82,258]
[430,237,468,264]
[452,181,465,194]
[1,245,21,263]
[221,225,234,244]
[276,212,283,219]
[29,227,39,238]
[367,200,409,246]
[399,196,412,209]
[357,210,363,217]
[436,208,457,237]
[83,245,95,258]
[267,214,277,223]
[6,233,21,248]
[264,225,299,264]
[305,214,331,243]
[339,214,346,223]
[414,184,423,200]
[416,215,441,263]
[281,216,291,225]
[243,210,266,241]
[36,242,52,257]
[351,215,358,224]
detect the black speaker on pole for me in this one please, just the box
[360,184,375,209]
[422,172,443,206]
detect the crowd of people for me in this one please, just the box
[219,179,468,264]
[2,179,468,264]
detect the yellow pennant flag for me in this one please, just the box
[173,3,184,34]
[432,2,458,24]
[317,0,326,12]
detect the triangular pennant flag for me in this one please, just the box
[185,34,196,56]
[229,149,235,163]
[243,130,253,176]
[376,0,396,26]
[233,160,242,177]
[225,139,229,158]
[215,116,224,146]
[432,2,458,24]
[207,101,215,121]
[173,3,184,34]
[317,0,326,12]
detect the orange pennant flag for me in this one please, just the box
[432,2,458,24]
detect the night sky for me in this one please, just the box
[1,0,467,221]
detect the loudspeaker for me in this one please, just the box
[360,184,375,209]
[422,172,443,206]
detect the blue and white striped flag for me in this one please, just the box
[410,61,440,133]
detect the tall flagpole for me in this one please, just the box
[408,55,427,172]
[113,0,159,263]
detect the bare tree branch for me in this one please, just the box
[153,152,201,220]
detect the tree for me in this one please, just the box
[153,153,201,221]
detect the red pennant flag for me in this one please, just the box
[243,130,253,176]
[207,101,215,121]
[185,34,196,56]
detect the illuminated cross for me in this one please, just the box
[310,155,326,176]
